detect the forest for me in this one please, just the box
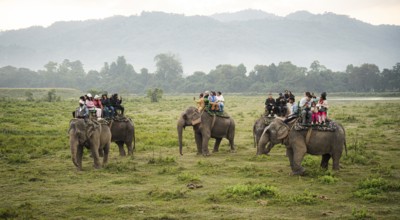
[0,54,399,94]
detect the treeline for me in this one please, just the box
[0,54,399,94]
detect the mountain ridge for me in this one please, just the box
[0,10,399,73]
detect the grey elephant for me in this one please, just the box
[253,115,275,153]
[110,117,135,156]
[177,107,235,156]
[258,118,347,175]
[69,119,111,170]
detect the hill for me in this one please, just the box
[0,10,399,73]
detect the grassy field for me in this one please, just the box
[0,89,399,219]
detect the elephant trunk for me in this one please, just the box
[69,128,79,167]
[265,142,273,154]
[177,117,185,155]
[257,132,271,155]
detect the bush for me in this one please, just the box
[25,91,34,101]
[290,190,317,205]
[351,207,372,219]
[353,177,391,200]
[224,183,278,199]
[177,172,200,182]
[344,139,373,165]
[318,175,339,184]
[146,88,163,102]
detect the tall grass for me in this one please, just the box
[0,90,399,219]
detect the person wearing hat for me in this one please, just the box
[85,93,95,109]
[75,99,89,119]
[93,95,103,119]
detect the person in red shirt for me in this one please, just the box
[93,95,103,119]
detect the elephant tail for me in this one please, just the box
[253,123,256,148]
[339,123,348,156]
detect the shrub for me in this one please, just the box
[224,183,278,199]
[344,139,373,165]
[318,175,339,184]
[177,172,200,182]
[290,190,317,205]
[148,155,176,165]
[351,207,372,219]
[353,177,400,200]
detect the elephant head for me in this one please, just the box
[177,107,201,155]
[259,118,290,154]
[69,119,101,170]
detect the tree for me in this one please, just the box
[154,53,183,90]
[309,60,327,75]
[146,88,163,102]
[44,89,58,102]
[348,63,380,92]
[25,91,34,101]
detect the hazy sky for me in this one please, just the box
[1,0,399,30]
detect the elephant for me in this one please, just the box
[110,117,136,156]
[257,118,347,175]
[69,119,111,170]
[177,107,235,156]
[253,115,275,152]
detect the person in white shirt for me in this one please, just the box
[299,92,313,124]
[216,91,225,112]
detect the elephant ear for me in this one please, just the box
[276,122,290,140]
[86,121,100,138]
[191,111,202,125]
[192,117,201,125]
[87,124,95,138]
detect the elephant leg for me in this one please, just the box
[102,144,110,167]
[98,148,104,157]
[70,140,79,168]
[195,132,202,155]
[332,151,342,171]
[213,138,222,152]
[292,145,306,175]
[126,141,133,156]
[76,145,84,171]
[91,145,101,169]
[229,137,235,152]
[320,154,331,169]
[286,148,294,170]
[202,134,211,156]
[117,141,126,156]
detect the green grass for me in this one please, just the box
[0,89,399,219]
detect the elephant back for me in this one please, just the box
[293,119,338,132]
[204,109,230,118]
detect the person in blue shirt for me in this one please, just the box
[284,97,298,123]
